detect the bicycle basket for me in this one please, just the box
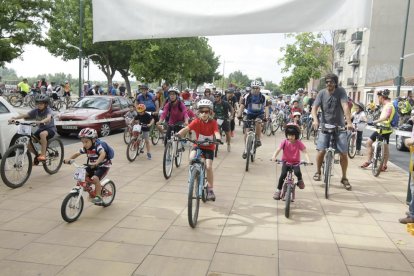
[17,124,32,135]
[73,167,86,181]
[133,124,142,133]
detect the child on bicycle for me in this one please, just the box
[176,99,222,201]
[64,128,111,204]
[271,124,310,200]
[9,94,56,161]
[134,104,155,160]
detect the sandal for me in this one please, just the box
[341,178,352,191]
[313,172,321,181]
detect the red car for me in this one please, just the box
[56,96,132,137]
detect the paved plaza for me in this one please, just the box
[0,125,413,276]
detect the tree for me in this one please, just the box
[278,33,331,93]
[228,71,250,89]
[0,1,51,66]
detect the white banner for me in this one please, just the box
[93,0,372,42]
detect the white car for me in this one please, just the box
[0,97,19,159]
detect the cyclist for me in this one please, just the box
[176,99,221,201]
[290,100,303,115]
[294,88,305,110]
[136,84,156,112]
[311,73,353,190]
[223,88,237,137]
[361,89,395,171]
[202,87,215,102]
[213,91,233,152]
[9,94,56,162]
[238,80,266,159]
[351,102,367,156]
[158,87,189,145]
[17,78,30,99]
[271,124,310,200]
[64,128,111,204]
[134,104,155,160]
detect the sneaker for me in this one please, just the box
[297,180,305,189]
[255,140,262,147]
[231,131,234,137]
[399,216,414,224]
[147,153,152,160]
[381,165,387,172]
[37,154,46,161]
[242,152,247,159]
[273,190,281,200]
[207,190,216,201]
[91,196,103,205]
[227,144,231,152]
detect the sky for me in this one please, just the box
[7,33,292,84]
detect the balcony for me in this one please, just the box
[334,61,343,71]
[351,31,363,44]
[335,42,345,52]
[348,56,360,66]
[346,78,357,87]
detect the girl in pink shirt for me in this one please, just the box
[271,124,310,200]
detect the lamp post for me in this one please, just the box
[221,59,234,92]
[66,43,83,91]
[86,54,101,82]
[396,0,411,97]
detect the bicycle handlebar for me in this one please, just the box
[271,159,313,166]
[63,160,105,168]
[176,137,223,145]
[9,120,38,127]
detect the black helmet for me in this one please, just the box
[285,123,300,139]
[377,89,390,98]
[35,94,49,104]
[356,102,365,110]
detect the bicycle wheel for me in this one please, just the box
[372,141,384,177]
[347,134,357,159]
[43,138,64,174]
[139,138,146,154]
[324,151,333,199]
[214,141,219,157]
[175,143,183,167]
[284,184,292,218]
[8,95,23,107]
[313,129,319,146]
[188,168,201,228]
[101,180,116,207]
[126,138,139,162]
[306,122,312,140]
[163,142,174,179]
[0,144,32,188]
[266,121,272,136]
[123,128,131,144]
[151,127,160,145]
[61,193,84,223]
[245,135,253,172]
[250,139,256,163]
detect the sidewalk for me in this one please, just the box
[0,124,413,276]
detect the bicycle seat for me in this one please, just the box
[324,124,337,129]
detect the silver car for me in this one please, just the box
[0,97,19,159]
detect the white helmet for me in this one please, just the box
[78,128,98,139]
[251,80,261,88]
[197,99,213,110]
[293,112,302,117]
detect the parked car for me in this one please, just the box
[395,123,412,151]
[56,96,132,137]
[0,97,19,159]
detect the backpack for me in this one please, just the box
[96,139,115,160]
[390,102,399,128]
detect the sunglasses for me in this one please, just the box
[215,95,221,98]
[325,80,334,84]
[199,110,210,114]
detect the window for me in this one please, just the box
[0,102,10,114]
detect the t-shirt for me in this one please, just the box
[137,93,156,111]
[378,101,394,134]
[17,81,30,93]
[244,93,266,115]
[27,107,56,132]
[214,101,231,119]
[160,101,189,125]
[79,143,110,167]
[313,87,348,127]
[280,139,306,164]
[134,112,153,131]
[188,118,219,151]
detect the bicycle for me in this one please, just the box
[347,123,358,159]
[162,123,185,179]
[0,121,64,188]
[371,124,389,177]
[274,159,312,218]
[243,119,260,172]
[180,137,222,228]
[60,160,116,222]
[123,117,134,144]
[320,124,344,199]
[126,124,146,162]
[214,118,226,157]
[8,92,35,108]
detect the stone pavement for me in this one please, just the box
[0,124,413,276]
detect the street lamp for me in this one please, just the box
[66,43,83,96]
[396,0,411,97]
[221,59,234,92]
[85,54,101,82]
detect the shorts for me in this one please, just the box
[192,147,214,160]
[64,92,71,97]
[369,131,391,144]
[316,130,348,153]
[141,130,149,139]
[19,91,28,98]
[34,128,56,140]
[218,119,230,132]
[243,113,264,129]
[86,166,110,180]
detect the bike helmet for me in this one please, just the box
[78,128,98,139]
[136,103,146,113]
[251,80,262,88]
[377,89,390,98]
[168,87,180,95]
[297,88,304,93]
[35,94,49,104]
[293,111,302,117]
[197,99,213,110]
[285,123,300,139]
[213,92,222,98]
[356,102,365,110]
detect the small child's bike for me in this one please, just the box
[274,159,312,218]
[61,160,116,223]
[126,123,146,162]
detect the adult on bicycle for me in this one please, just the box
[213,91,233,152]
[176,99,221,200]
[158,87,189,146]
[238,80,266,159]
[223,88,237,137]
[17,78,30,99]
[361,89,395,172]
[136,84,159,125]
[9,94,56,161]
[311,73,354,191]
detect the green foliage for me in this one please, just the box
[0,67,18,80]
[278,33,331,93]
[227,71,250,88]
[264,81,281,95]
[0,0,51,66]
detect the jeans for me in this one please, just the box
[356,131,363,151]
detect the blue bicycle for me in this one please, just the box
[179,137,222,228]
